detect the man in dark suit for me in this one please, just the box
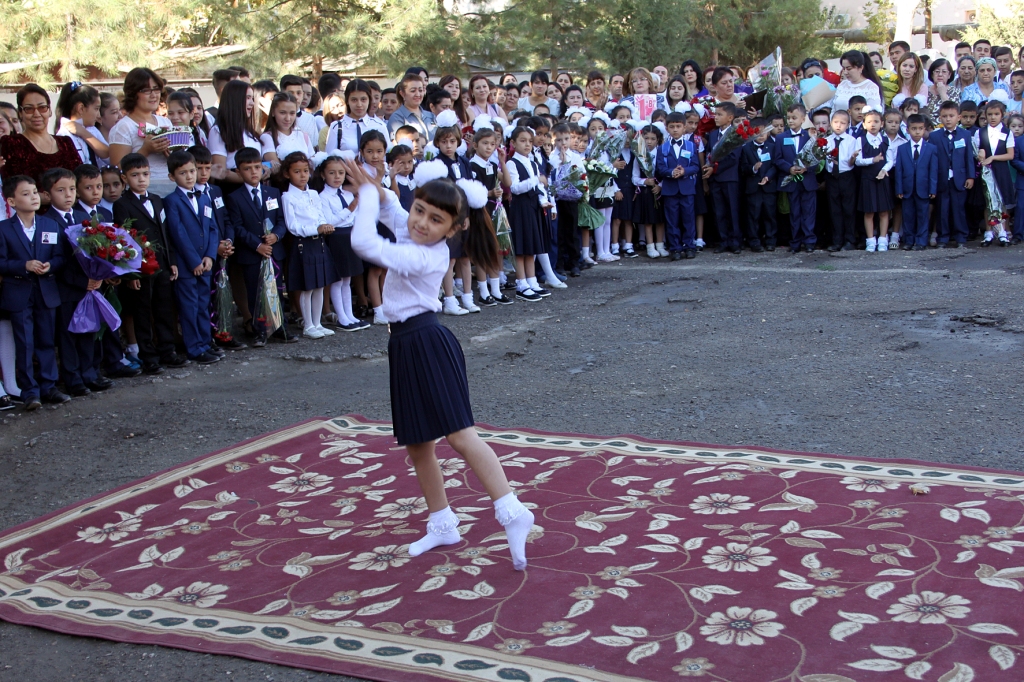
[225,147,289,346]
[656,111,702,260]
[740,119,777,252]
[895,114,938,251]
[705,103,746,253]
[163,151,220,365]
[0,176,68,410]
[114,153,188,374]
[930,101,976,248]
[774,104,819,253]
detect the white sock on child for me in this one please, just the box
[0,320,19,397]
[299,291,314,329]
[310,288,324,328]
[488,278,502,298]
[494,492,534,571]
[536,253,558,282]
[477,280,489,299]
[329,279,355,325]
[461,293,476,310]
[127,343,140,356]
[516,279,533,293]
[409,506,461,557]
[527,276,542,291]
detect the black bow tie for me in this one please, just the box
[187,191,197,200]
[137,193,149,203]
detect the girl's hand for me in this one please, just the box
[614,191,623,200]
[876,169,887,180]
[873,154,884,163]
[982,156,993,166]
[59,119,88,138]
[613,158,626,170]
[496,147,506,163]
[651,184,661,195]
[849,148,860,165]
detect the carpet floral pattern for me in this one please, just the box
[1,416,1023,681]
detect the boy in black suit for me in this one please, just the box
[0,176,68,410]
[74,164,112,221]
[189,145,245,351]
[114,153,188,373]
[40,168,110,396]
[225,147,289,347]
[740,118,778,251]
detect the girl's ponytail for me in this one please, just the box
[456,179,501,272]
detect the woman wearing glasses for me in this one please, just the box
[108,68,175,194]
[0,83,81,184]
[618,68,668,120]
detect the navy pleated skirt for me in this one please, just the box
[447,228,465,259]
[388,312,474,445]
[508,195,545,256]
[288,236,337,291]
[632,186,663,225]
[327,228,364,279]
[859,170,893,213]
[613,165,634,221]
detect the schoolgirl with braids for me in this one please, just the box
[345,158,536,572]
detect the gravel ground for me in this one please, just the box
[2,245,1024,681]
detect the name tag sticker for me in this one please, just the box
[681,150,692,159]
[204,206,213,219]
[486,164,494,175]
[784,137,797,146]
[214,196,224,209]
[949,169,954,179]
[954,139,966,149]
[758,151,772,162]
[996,132,1007,142]
[41,232,57,244]
[266,198,279,211]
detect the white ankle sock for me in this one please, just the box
[494,493,534,571]
[477,280,489,299]
[516,279,532,293]
[528,277,541,291]
[409,507,461,557]
[127,343,140,356]
[461,293,475,309]
[488,278,502,298]
[443,295,459,308]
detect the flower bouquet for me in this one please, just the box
[64,217,143,333]
[587,128,628,162]
[554,162,605,230]
[708,119,760,166]
[779,133,829,187]
[491,202,516,272]
[213,257,235,342]
[136,122,194,150]
[252,217,286,335]
[876,69,899,106]
[978,151,1008,234]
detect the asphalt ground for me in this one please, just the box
[3,244,1024,681]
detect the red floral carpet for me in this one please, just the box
[2,417,1024,681]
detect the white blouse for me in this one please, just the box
[260,129,314,160]
[507,152,541,199]
[57,119,106,165]
[108,114,173,180]
[324,115,390,154]
[855,133,898,172]
[828,78,884,113]
[207,125,262,169]
[282,184,328,237]
[350,185,449,323]
[320,186,356,228]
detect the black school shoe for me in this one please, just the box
[143,362,165,375]
[0,395,14,411]
[163,353,190,368]
[42,390,71,405]
[684,250,697,259]
[106,365,141,379]
[208,347,226,358]
[271,328,300,344]
[253,333,267,348]
[479,295,499,307]
[516,290,542,302]
[532,287,551,298]
[87,376,113,391]
[24,397,42,411]
[217,336,247,350]
[191,351,221,365]
[495,294,514,305]
[714,244,729,253]
[67,385,91,398]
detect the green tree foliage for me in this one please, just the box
[0,0,186,84]
[597,0,694,75]
[962,0,1024,52]
[861,0,895,45]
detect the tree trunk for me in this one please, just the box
[923,0,932,48]
[312,54,323,82]
[65,12,75,81]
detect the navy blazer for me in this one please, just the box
[894,141,938,199]
[113,192,176,270]
[707,127,741,183]
[740,140,777,193]
[773,129,818,192]
[163,187,218,278]
[0,215,64,311]
[655,138,700,196]
[928,127,976,192]
[1011,135,1024,189]
[202,185,232,243]
[45,206,92,299]
[225,184,287,265]
[76,201,112,222]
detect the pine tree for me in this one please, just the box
[597,0,694,75]
[962,0,1024,53]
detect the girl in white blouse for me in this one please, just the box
[280,152,338,339]
[260,93,315,175]
[344,158,535,572]
[317,152,369,332]
[325,80,390,155]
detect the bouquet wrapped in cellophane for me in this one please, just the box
[252,217,285,335]
[779,132,829,187]
[708,119,761,166]
[586,128,628,162]
[977,150,1009,234]
[491,202,516,272]
[213,257,235,343]
[556,162,605,230]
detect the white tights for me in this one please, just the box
[595,207,613,258]
[535,253,559,283]
[329,279,355,326]
[298,289,324,330]
[0,320,17,397]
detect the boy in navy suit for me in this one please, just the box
[225,147,288,347]
[1010,127,1024,242]
[656,111,701,260]
[895,114,938,250]
[40,168,110,397]
[740,118,776,251]
[189,145,244,351]
[114,153,188,373]
[164,150,220,365]
[0,176,68,410]
[705,103,746,253]
[930,101,976,248]
[74,165,112,222]
[774,104,818,253]
[825,110,859,251]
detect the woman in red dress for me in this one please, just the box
[0,83,81,185]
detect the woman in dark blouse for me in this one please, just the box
[0,83,81,184]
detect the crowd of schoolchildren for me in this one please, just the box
[0,38,1022,411]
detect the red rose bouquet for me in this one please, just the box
[779,132,829,187]
[64,216,143,333]
[708,119,761,165]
